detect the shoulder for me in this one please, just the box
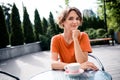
[51,34,62,41]
[81,32,89,37]
[79,32,90,41]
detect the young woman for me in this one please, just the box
[50,7,98,71]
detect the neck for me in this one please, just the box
[63,30,73,44]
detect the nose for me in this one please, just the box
[73,19,78,24]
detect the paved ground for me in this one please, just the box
[0,44,120,80]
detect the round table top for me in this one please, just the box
[30,70,112,80]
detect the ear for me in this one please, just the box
[62,23,64,27]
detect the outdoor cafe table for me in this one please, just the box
[30,69,112,80]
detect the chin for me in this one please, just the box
[71,28,77,30]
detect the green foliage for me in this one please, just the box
[42,17,48,35]
[10,3,24,46]
[85,28,107,39]
[48,12,57,35]
[23,7,35,43]
[39,34,49,50]
[98,0,120,31]
[85,28,108,45]
[34,9,43,41]
[38,12,57,51]
[46,26,54,39]
[0,5,9,48]
[108,28,114,35]
[40,18,54,50]
[82,12,105,31]
[96,28,107,38]
[56,24,63,34]
[65,0,69,7]
[107,0,120,31]
[85,28,97,39]
[108,28,114,38]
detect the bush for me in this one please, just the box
[96,29,107,38]
[39,35,50,51]
[85,28,109,45]
[85,28,97,39]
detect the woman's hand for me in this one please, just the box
[80,61,99,71]
[72,30,81,40]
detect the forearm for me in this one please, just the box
[73,38,88,63]
[51,61,68,70]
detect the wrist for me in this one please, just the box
[73,38,78,41]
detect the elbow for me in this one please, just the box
[51,61,55,70]
[51,61,57,70]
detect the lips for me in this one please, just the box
[72,25,77,27]
[71,26,78,30]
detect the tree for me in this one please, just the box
[42,17,48,35]
[41,12,58,50]
[81,9,106,33]
[97,0,120,31]
[23,7,35,43]
[34,9,43,41]
[10,3,24,46]
[0,5,9,48]
[48,12,57,36]
[107,0,120,31]
[56,24,63,34]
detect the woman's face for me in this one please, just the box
[63,10,81,31]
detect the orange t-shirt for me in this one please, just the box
[50,32,92,63]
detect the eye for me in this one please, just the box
[76,17,80,20]
[67,17,80,21]
[68,17,74,20]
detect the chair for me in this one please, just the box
[88,54,112,80]
[0,71,20,80]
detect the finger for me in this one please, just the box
[87,62,99,71]
[89,65,99,71]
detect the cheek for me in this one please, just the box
[79,21,82,26]
[63,22,70,27]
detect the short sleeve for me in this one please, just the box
[50,35,60,53]
[79,32,92,53]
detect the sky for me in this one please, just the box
[0,0,98,23]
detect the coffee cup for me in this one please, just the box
[64,63,80,73]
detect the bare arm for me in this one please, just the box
[51,48,98,71]
[72,30,88,63]
[51,52,68,70]
[51,51,98,71]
